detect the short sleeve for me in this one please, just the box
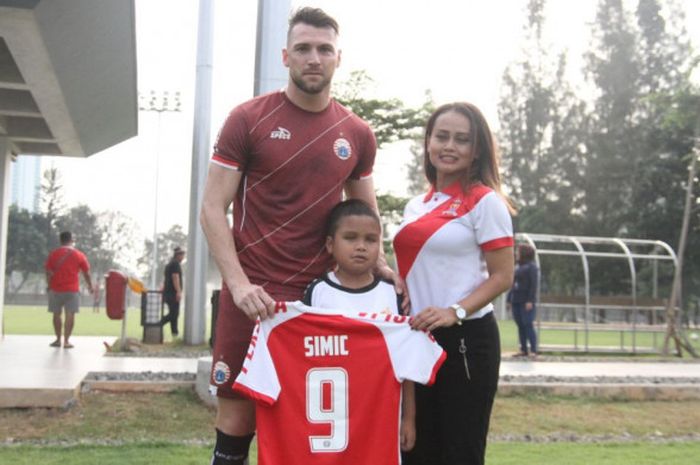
[211,105,251,171]
[385,324,446,386]
[348,124,377,180]
[232,321,281,405]
[79,251,90,272]
[473,192,513,251]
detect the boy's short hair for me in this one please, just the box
[326,199,380,237]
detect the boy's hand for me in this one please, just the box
[400,416,416,451]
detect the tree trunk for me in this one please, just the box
[663,136,699,358]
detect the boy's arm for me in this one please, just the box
[400,380,416,451]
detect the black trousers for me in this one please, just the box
[403,312,500,465]
[161,297,180,336]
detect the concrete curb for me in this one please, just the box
[498,382,700,400]
[82,380,195,393]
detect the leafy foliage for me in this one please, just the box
[498,0,700,308]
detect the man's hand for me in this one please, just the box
[231,282,276,321]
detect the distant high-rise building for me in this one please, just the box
[10,156,42,213]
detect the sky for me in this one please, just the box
[37,0,700,246]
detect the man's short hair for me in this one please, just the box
[59,231,72,245]
[288,6,339,38]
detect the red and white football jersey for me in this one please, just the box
[393,182,514,319]
[233,301,446,465]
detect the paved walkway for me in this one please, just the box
[0,335,196,407]
[2,335,699,408]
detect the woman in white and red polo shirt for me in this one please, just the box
[394,102,515,465]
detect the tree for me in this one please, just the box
[497,0,588,234]
[40,167,65,250]
[5,206,50,298]
[334,71,433,148]
[98,210,142,274]
[376,193,409,267]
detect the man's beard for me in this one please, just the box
[290,72,331,95]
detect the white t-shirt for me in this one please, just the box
[303,271,400,315]
[393,182,513,319]
[233,300,446,465]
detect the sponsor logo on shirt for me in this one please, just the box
[333,138,352,160]
[270,127,291,140]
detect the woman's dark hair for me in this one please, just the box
[518,244,536,264]
[326,199,380,237]
[423,102,515,213]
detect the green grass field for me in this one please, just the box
[4,304,699,354]
[2,305,213,344]
[2,442,699,465]
[1,390,700,465]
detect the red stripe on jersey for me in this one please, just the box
[481,236,514,251]
[394,183,492,280]
[427,350,447,386]
[233,382,275,406]
[211,154,241,170]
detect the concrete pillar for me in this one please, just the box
[254,0,290,95]
[184,0,214,345]
[0,138,12,338]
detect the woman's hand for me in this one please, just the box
[410,306,458,331]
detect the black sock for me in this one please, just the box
[210,429,255,465]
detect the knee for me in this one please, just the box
[216,398,256,435]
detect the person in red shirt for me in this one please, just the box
[45,231,94,349]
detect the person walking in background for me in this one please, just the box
[508,243,539,357]
[394,102,515,465]
[160,246,186,338]
[45,231,94,349]
[199,8,400,465]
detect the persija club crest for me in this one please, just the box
[213,361,231,384]
[333,138,352,160]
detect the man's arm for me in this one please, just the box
[200,163,275,320]
[345,178,409,312]
[81,269,94,295]
[172,272,182,302]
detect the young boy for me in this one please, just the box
[303,198,416,452]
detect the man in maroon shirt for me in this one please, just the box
[200,7,402,465]
[45,231,94,349]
